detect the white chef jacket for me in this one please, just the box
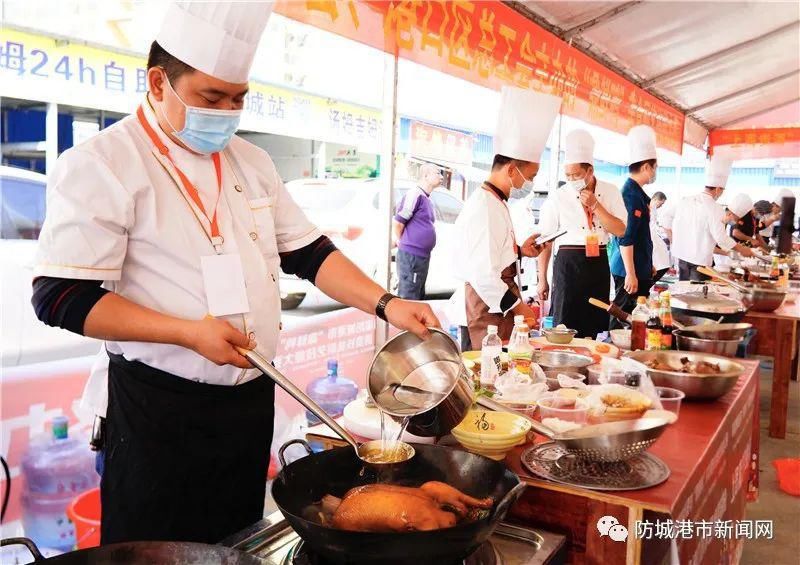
[670,192,737,267]
[535,179,627,254]
[35,98,321,416]
[650,209,671,271]
[450,188,518,319]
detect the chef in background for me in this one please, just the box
[31,1,438,545]
[450,87,560,346]
[535,129,626,338]
[649,192,671,286]
[608,125,657,329]
[729,193,768,251]
[670,155,754,281]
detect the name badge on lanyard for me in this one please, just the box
[584,204,600,257]
[136,105,251,316]
[201,254,250,316]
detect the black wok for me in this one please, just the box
[272,440,525,565]
[0,537,260,564]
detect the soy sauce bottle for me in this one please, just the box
[645,297,663,351]
[659,291,675,350]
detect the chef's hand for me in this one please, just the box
[513,301,538,321]
[739,246,755,258]
[652,266,657,278]
[384,298,441,340]
[521,234,543,257]
[187,317,254,369]
[624,272,639,294]
[579,189,598,210]
[537,279,550,301]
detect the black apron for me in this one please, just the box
[101,352,274,544]
[550,246,610,339]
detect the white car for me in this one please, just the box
[280,178,463,309]
[1,165,99,367]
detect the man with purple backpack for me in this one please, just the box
[393,163,443,299]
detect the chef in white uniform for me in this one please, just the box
[32,1,438,544]
[535,129,626,338]
[670,155,754,281]
[649,193,672,284]
[450,87,560,347]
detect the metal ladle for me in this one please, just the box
[238,347,415,466]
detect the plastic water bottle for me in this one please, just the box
[508,320,534,376]
[448,325,461,350]
[21,416,99,552]
[305,360,358,426]
[480,325,503,387]
[507,315,525,349]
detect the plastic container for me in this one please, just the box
[540,316,555,331]
[656,386,685,418]
[480,325,503,387]
[543,370,586,391]
[20,416,99,553]
[66,487,101,549]
[537,395,589,425]
[305,360,358,426]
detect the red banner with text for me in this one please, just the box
[276,0,685,153]
[709,127,800,159]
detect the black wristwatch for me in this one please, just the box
[375,292,397,321]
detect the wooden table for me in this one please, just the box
[507,360,760,564]
[305,362,760,565]
[743,300,799,438]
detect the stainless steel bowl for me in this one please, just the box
[625,350,744,400]
[368,328,474,437]
[739,286,786,312]
[542,328,577,344]
[679,322,752,340]
[535,351,593,375]
[673,330,742,356]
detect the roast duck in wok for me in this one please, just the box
[314,481,493,533]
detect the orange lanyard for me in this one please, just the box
[136,106,224,250]
[584,204,595,231]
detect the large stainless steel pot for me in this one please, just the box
[625,351,744,400]
[697,267,786,313]
[368,328,474,437]
[673,330,741,356]
[670,285,747,322]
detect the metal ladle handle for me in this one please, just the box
[697,266,749,293]
[476,395,557,440]
[239,348,361,454]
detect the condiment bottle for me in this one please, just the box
[645,297,663,351]
[659,291,675,350]
[631,296,649,351]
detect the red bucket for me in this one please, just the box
[66,488,101,549]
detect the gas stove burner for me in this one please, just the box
[286,539,497,565]
[521,442,670,491]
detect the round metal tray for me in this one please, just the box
[521,442,670,491]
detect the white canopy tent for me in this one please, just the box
[510,1,800,146]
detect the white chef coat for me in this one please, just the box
[535,179,627,254]
[670,192,737,267]
[35,98,321,416]
[450,188,518,318]
[650,209,671,271]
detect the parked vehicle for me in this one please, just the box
[280,178,463,309]
[1,166,99,367]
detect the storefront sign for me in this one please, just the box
[325,145,379,177]
[410,121,474,164]
[276,0,685,153]
[0,27,381,151]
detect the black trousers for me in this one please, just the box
[550,248,610,339]
[101,353,274,544]
[610,275,652,330]
[678,259,711,282]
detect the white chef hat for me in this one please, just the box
[773,187,794,205]
[627,125,657,165]
[493,87,562,163]
[704,154,733,188]
[564,129,594,165]
[156,1,273,83]
[728,193,753,218]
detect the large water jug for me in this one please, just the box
[21,416,99,552]
[305,360,358,426]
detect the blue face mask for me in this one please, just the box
[161,75,241,154]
